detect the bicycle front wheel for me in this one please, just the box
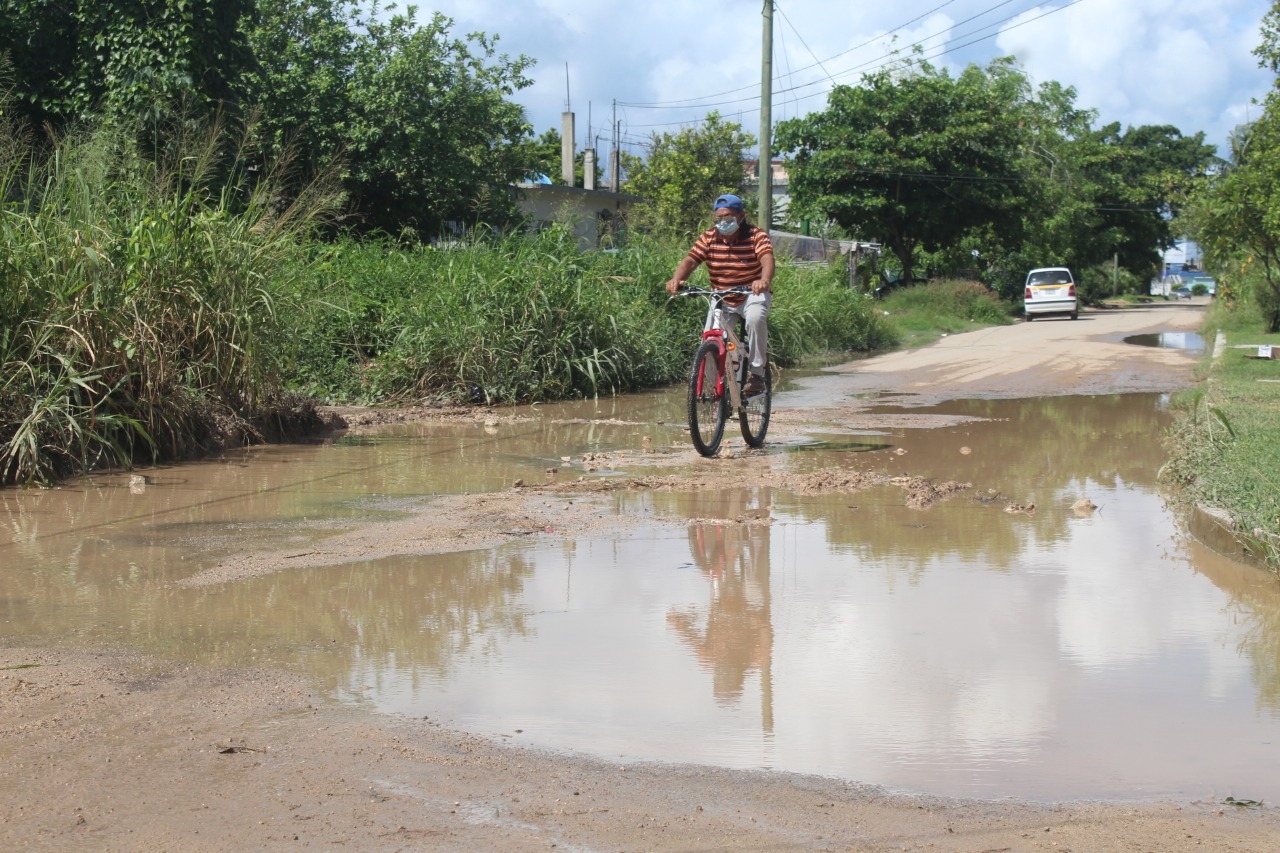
[688,340,728,456]
[738,361,772,448]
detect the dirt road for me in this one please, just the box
[6,300,1279,852]
[821,299,1208,402]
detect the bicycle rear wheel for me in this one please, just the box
[688,340,728,456]
[738,360,772,448]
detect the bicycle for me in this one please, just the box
[673,285,772,457]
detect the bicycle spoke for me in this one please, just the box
[739,362,771,448]
[688,340,728,456]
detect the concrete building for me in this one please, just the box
[742,159,790,224]
[511,110,641,250]
[511,181,642,250]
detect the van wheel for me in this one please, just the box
[1025,313,1034,322]
[1071,310,1079,320]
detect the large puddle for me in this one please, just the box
[3,387,1280,803]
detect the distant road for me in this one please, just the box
[819,302,1206,404]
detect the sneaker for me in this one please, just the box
[742,373,766,398]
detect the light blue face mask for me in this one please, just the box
[715,217,740,236]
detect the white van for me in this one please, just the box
[1024,267,1078,321]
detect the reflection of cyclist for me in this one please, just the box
[667,516,773,705]
[665,193,774,398]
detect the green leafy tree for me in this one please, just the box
[622,111,755,238]
[1004,105,1214,298]
[528,128,565,184]
[0,0,252,130]
[1183,2,1280,329]
[776,59,1029,283]
[525,127,605,187]
[242,1,537,237]
[1189,111,1280,330]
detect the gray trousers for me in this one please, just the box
[722,292,770,374]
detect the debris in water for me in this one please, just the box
[1073,498,1097,515]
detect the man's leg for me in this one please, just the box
[742,293,771,374]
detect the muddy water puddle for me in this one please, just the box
[1124,331,1206,351]
[3,390,1280,803]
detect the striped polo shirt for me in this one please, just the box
[687,223,774,305]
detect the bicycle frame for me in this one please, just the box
[683,287,752,411]
[676,284,771,456]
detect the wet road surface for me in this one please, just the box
[4,375,1280,804]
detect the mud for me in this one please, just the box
[5,302,1280,851]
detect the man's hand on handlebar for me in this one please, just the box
[665,278,684,295]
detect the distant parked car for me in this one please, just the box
[1024,267,1077,320]
[1172,286,1192,300]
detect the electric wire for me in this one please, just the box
[621,0,1088,129]
[618,0,961,109]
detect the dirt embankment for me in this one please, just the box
[8,301,1275,852]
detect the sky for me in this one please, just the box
[417,0,1275,160]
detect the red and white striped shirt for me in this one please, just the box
[687,223,774,305]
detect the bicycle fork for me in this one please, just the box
[697,327,744,411]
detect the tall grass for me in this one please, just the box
[876,279,1015,350]
[285,230,894,404]
[0,102,894,483]
[0,114,338,485]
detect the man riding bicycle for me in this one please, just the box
[665,193,774,398]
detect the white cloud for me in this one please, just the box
[414,1,1273,152]
[997,0,1272,145]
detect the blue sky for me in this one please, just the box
[419,0,1274,158]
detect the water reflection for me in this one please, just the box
[2,391,1280,801]
[1124,332,1206,351]
[668,498,774,721]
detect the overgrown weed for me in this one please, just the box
[0,110,339,485]
[285,231,893,404]
[877,279,1014,349]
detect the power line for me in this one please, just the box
[620,0,1087,130]
[775,2,837,87]
[618,0,962,110]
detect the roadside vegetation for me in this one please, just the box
[0,116,340,486]
[875,280,1015,350]
[1160,298,1280,571]
[286,231,892,406]
[1163,2,1280,571]
[0,1,1244,489]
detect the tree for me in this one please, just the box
[0,0,253,131]
[242,1,537,237]
[776,60,1029,282]
[1189,111,1280,331]
[525,127,605,187]
[622,112,754,238]
[1011,117,1215,294]
[1182,1,1280,330]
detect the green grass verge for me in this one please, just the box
[876,279,1017,350]
[1161,298,1280,571]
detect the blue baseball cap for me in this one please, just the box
[713,193,744,212]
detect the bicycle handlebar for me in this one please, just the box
[672,285,752,297]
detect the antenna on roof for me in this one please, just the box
[565,63,571,113]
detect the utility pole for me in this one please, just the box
[759,0,773,232]
[610,100,621,193]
